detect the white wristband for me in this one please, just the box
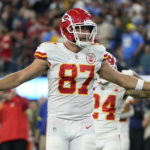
[135,79,144,90]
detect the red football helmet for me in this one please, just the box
[60,8,97,48]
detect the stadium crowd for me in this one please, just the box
[0,0,150,150]
[0,0,150,75]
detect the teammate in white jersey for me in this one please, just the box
[93,53,150,150]
[0,8,150,150]
[119,96,134,150]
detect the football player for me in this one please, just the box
[119,96,135,150]
[119,70,138,150]
[0,8,150,150]
[93,53,150,150]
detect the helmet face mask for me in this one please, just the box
[60,8,97,48]
[73,23,97,48]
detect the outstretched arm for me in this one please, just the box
[99,60,150,90]
[0,59,49,91]
[124,90,150,99]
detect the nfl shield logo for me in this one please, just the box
[86,53,96,64]
[75,55,78,59]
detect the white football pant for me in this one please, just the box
[46,116,96,150]
[120,122,130,150]
[96,135,121,150]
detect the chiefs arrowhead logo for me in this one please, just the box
[86,53,96,64]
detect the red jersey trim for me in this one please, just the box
[103,53,109,60]
[34,51,47,59]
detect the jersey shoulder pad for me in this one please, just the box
[90,43,107,61]
[34,42,57,59]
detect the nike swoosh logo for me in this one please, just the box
[86,125,92,129]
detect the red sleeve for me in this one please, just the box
[0,103,3,123]
[19,96,29,111]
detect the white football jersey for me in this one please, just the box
[93,81,126,139]
[34,42,107,120]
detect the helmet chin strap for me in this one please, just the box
[75,40,90,48]
[74,31,91,48]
